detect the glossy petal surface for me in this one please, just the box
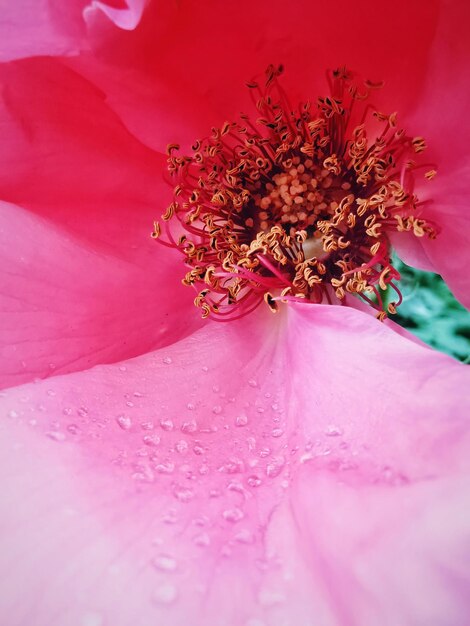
[0,306,468,625]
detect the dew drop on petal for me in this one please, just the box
[162,356,173,365]
[222,507,245,523]
[116,415,132,431]
[247,475,262,487]
[156,461,175,474]
[325,425,343,437]
[152,554,178,572]
[173,486,194,502]
[45,431,66,442]
[143,434,160,446]
[160,418,174,431]
[266,456,285,478]
[235,529,254,544]
[181,419,197,433]
[235,414,249,427]
[212,405,222,415]
[175,439,189,454]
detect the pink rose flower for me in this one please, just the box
[0,1,469,625]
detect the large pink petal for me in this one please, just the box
[0,305,468,625]
[0,58,199,388]
[67,0,439,152]
[0,1,150,62]
[0,0,88,61]
[392,0,470,305]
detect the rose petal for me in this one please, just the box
[392,0,470,305]
[84,0,149,31]
[0,200,199,390]
[67,0,439,152]
[0,305,468,625]
[0,0,88,61]
[0,58,199,388]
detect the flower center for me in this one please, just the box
[153,65,437,321]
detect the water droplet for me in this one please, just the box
[266,456,285,478]
[201,365,209,372]
[8,410,18,418]
[271,428,284,438]
[218,458,244,474]
[223,507,244,523]
[194,532,211,547]
[162,356,173,365]
[212,385,220,393]
[126,401,134,407]
[193,444,205,455]
[173,486,194,502]
[153,583,178,605]
[152,554,178,572]
[46,431,66,442]
[212,405,222,415]
[77,406,88,418]
[160,418,174,431]
[258,447,271,458]
[175,439,189,454]
[248,379,258,388]
[143,434,160,446]
[116,415,132,430]
[46,389,56,397]
[235,414,249,427]
[186,403,195,410]
[67,423,80,435]
[325,425,343,437]
[119,365,127,372]
[62,407,73,416]
[140,421,154,430]
[181,419,197,433]
[247,475,262,487]
[235,529,254,544]
[156,461,175,474]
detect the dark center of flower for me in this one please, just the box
[153,65,437,321]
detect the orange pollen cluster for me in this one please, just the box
[153,65,438,321]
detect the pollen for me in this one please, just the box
[153,65,438,321]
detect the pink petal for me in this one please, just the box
[393,0,470,304]
[0,58,199,388]
[84,0,149,31]
[0,1,150,62]
[0,305,468,625]
[67,0,439,152]
[0,0,88,61]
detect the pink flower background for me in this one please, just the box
[0,1,469,625]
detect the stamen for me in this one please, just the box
[154,65,438,320]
